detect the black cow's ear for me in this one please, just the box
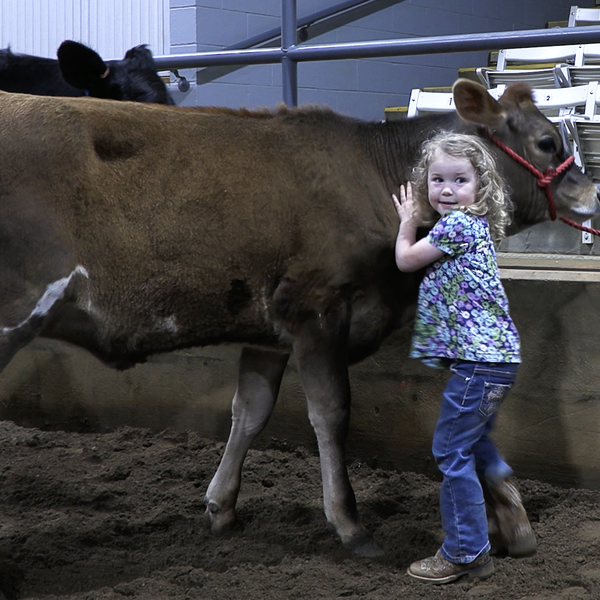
[57,40,109,90]
[453,78,506,128]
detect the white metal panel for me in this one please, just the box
[0,0,168,59]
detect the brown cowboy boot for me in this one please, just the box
[407,549,494,584]
[487,478,536,558]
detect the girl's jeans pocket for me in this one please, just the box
[479,381,513,417]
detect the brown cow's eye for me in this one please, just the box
[538,136,557,153]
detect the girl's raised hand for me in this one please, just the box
[392,182,414,225]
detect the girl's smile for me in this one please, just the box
[428,150,478,216]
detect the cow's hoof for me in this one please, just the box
[203,501,237,535]
[345,530,384,557]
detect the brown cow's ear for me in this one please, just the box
[497,81,535,107]
[452,79,506,128]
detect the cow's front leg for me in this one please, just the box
[204,346,289,534]
[294,309,383,557]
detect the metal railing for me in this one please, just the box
[152,0,600,107]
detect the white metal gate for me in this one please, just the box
[0,0,168,59]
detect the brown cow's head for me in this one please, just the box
[452,79,600,234]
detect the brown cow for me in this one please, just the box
[0,80,597,558]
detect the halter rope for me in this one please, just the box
[483,129,600,237]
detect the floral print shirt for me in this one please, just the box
[410,210,521,368]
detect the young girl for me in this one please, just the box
[392,132,536,585]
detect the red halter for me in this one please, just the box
[483,129,600,237]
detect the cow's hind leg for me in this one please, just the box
[0,266,88,374]
[204,346,289,534]
[0,301,62,374]
[0,296,47,373]
[0,329,37,376]
[294,309,383,558]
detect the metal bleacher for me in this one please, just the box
[477,43,600,90]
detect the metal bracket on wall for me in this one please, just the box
[582,219,594,244]
[171,70,190,93]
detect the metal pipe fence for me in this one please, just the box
[152,0,600,106]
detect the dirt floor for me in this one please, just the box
[0,420,598,600]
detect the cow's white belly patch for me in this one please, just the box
[2,266,89,333]
[158,315,179,334]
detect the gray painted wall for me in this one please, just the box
[168,1,583,121]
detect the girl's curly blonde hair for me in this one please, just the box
[410,131,512,243]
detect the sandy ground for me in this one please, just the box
[0,420,598,600]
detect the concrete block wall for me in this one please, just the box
[168,0,587,121]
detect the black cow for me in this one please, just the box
[0,40,175,104]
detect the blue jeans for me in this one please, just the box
[433,360,517,564]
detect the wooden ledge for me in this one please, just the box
[498,253,600,281]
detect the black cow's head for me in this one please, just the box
[57,40,175,105]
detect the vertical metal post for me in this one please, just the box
[281,0,298,106]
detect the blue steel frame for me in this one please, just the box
[152,0,600,107]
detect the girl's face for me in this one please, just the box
[427,150,478,216]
